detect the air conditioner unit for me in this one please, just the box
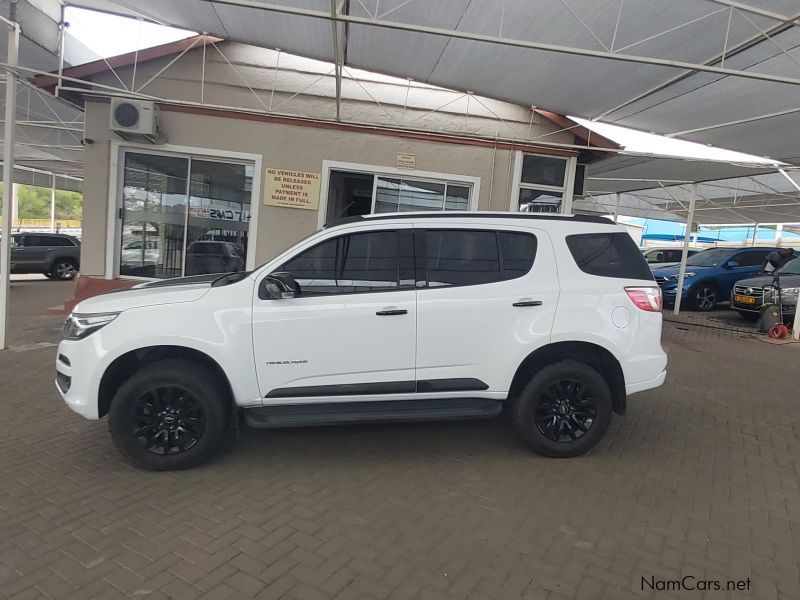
[110,98,159,140]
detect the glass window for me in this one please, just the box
[732,251,770,267]
[279,231,412,295]
[11,235,21,248]
[324,169,473,225]
[517,188,563,213]
[426,230,500,287]
[499,232,537,279]
[520,155,567,187]
[566,233,652,280]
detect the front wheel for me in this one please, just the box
[512,360,612,458]
[108,359,229,470]
[692,283,718,311]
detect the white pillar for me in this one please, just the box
[0,21,19,350]
[613,192,621,223]
[50,174,56,232]
[751,223,758,247]
[673,184,697,316]
[11,182,18,227]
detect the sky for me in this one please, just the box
[63,7,777,166]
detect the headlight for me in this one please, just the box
[683,272,696,278]
[63,312,118,340]
[781,287,800,296]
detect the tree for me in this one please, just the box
[0,182,83,221]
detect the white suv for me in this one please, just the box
[56,213,667,470]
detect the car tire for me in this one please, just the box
[737,310,759,322]
[43,272,57,279]
[51,258,78,280]
[692,283,718,311]
[108,359,230,471]
[511,360,613,458]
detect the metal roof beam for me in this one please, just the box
[193,0,800,87]
[704,1,800,27]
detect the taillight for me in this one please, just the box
[625,286,662,312]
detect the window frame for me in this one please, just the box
[318,161,481,229]
[509,151,577,215]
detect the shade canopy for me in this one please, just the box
[71,0,800,166]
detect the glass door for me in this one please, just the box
[120,152,189,278]
[119,150,254,279]
[185,160,252,276]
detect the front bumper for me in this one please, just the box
[55,339,101,420]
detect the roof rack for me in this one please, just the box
[324,212,615,229]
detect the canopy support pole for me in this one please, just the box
[0,20,19,350]
[613,192,621,222]
[50,174,56,232]
[673,183,697,316]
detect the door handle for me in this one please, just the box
[376,309,408,316]
[513,300,543,307]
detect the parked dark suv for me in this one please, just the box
[10,232,80,280]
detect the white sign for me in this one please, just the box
[396,152,416,169]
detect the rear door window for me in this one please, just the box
[566,232,653,280]
[424,229,536,287]
[733,251,770,267]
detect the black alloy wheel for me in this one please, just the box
[512,360,612,458]
[131,386,206,455]
[534,379,597,442]
[109,359,229,470]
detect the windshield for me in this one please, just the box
[686,248,731,267]
[778,256,800,275]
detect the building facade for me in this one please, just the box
[41,38,614,282]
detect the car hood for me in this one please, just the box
[735,273,800,288]
[72,274,220,314]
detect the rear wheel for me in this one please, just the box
[692,283,718,311]
[512,360,612,458]
[43,272,57,280]
[109,359,229,470]
[51,259,78,280]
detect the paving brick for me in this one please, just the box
[3,286,800,599]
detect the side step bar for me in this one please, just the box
[244,398,503,429]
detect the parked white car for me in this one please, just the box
[56,213,667,470]
[642,246,701,270]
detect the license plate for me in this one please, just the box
[734,295,756,304]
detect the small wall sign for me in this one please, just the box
[263,169,321,210]
[395,152,416,169]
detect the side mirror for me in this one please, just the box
[725,260,739,268]
[259,272,301,300]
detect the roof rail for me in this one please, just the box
[324,212,615,229]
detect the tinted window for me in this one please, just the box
[687,248,730,267]
[499,232,537,279]
[732,250,771,267]
[279,231,412,295]
[426,230,500,287]
[567,233,652,280]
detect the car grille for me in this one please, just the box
[733,285,763,299]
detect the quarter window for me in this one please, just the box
[567,233,652,280]
[279,231,413,295]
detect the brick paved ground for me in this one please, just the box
[1,283,799,600]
